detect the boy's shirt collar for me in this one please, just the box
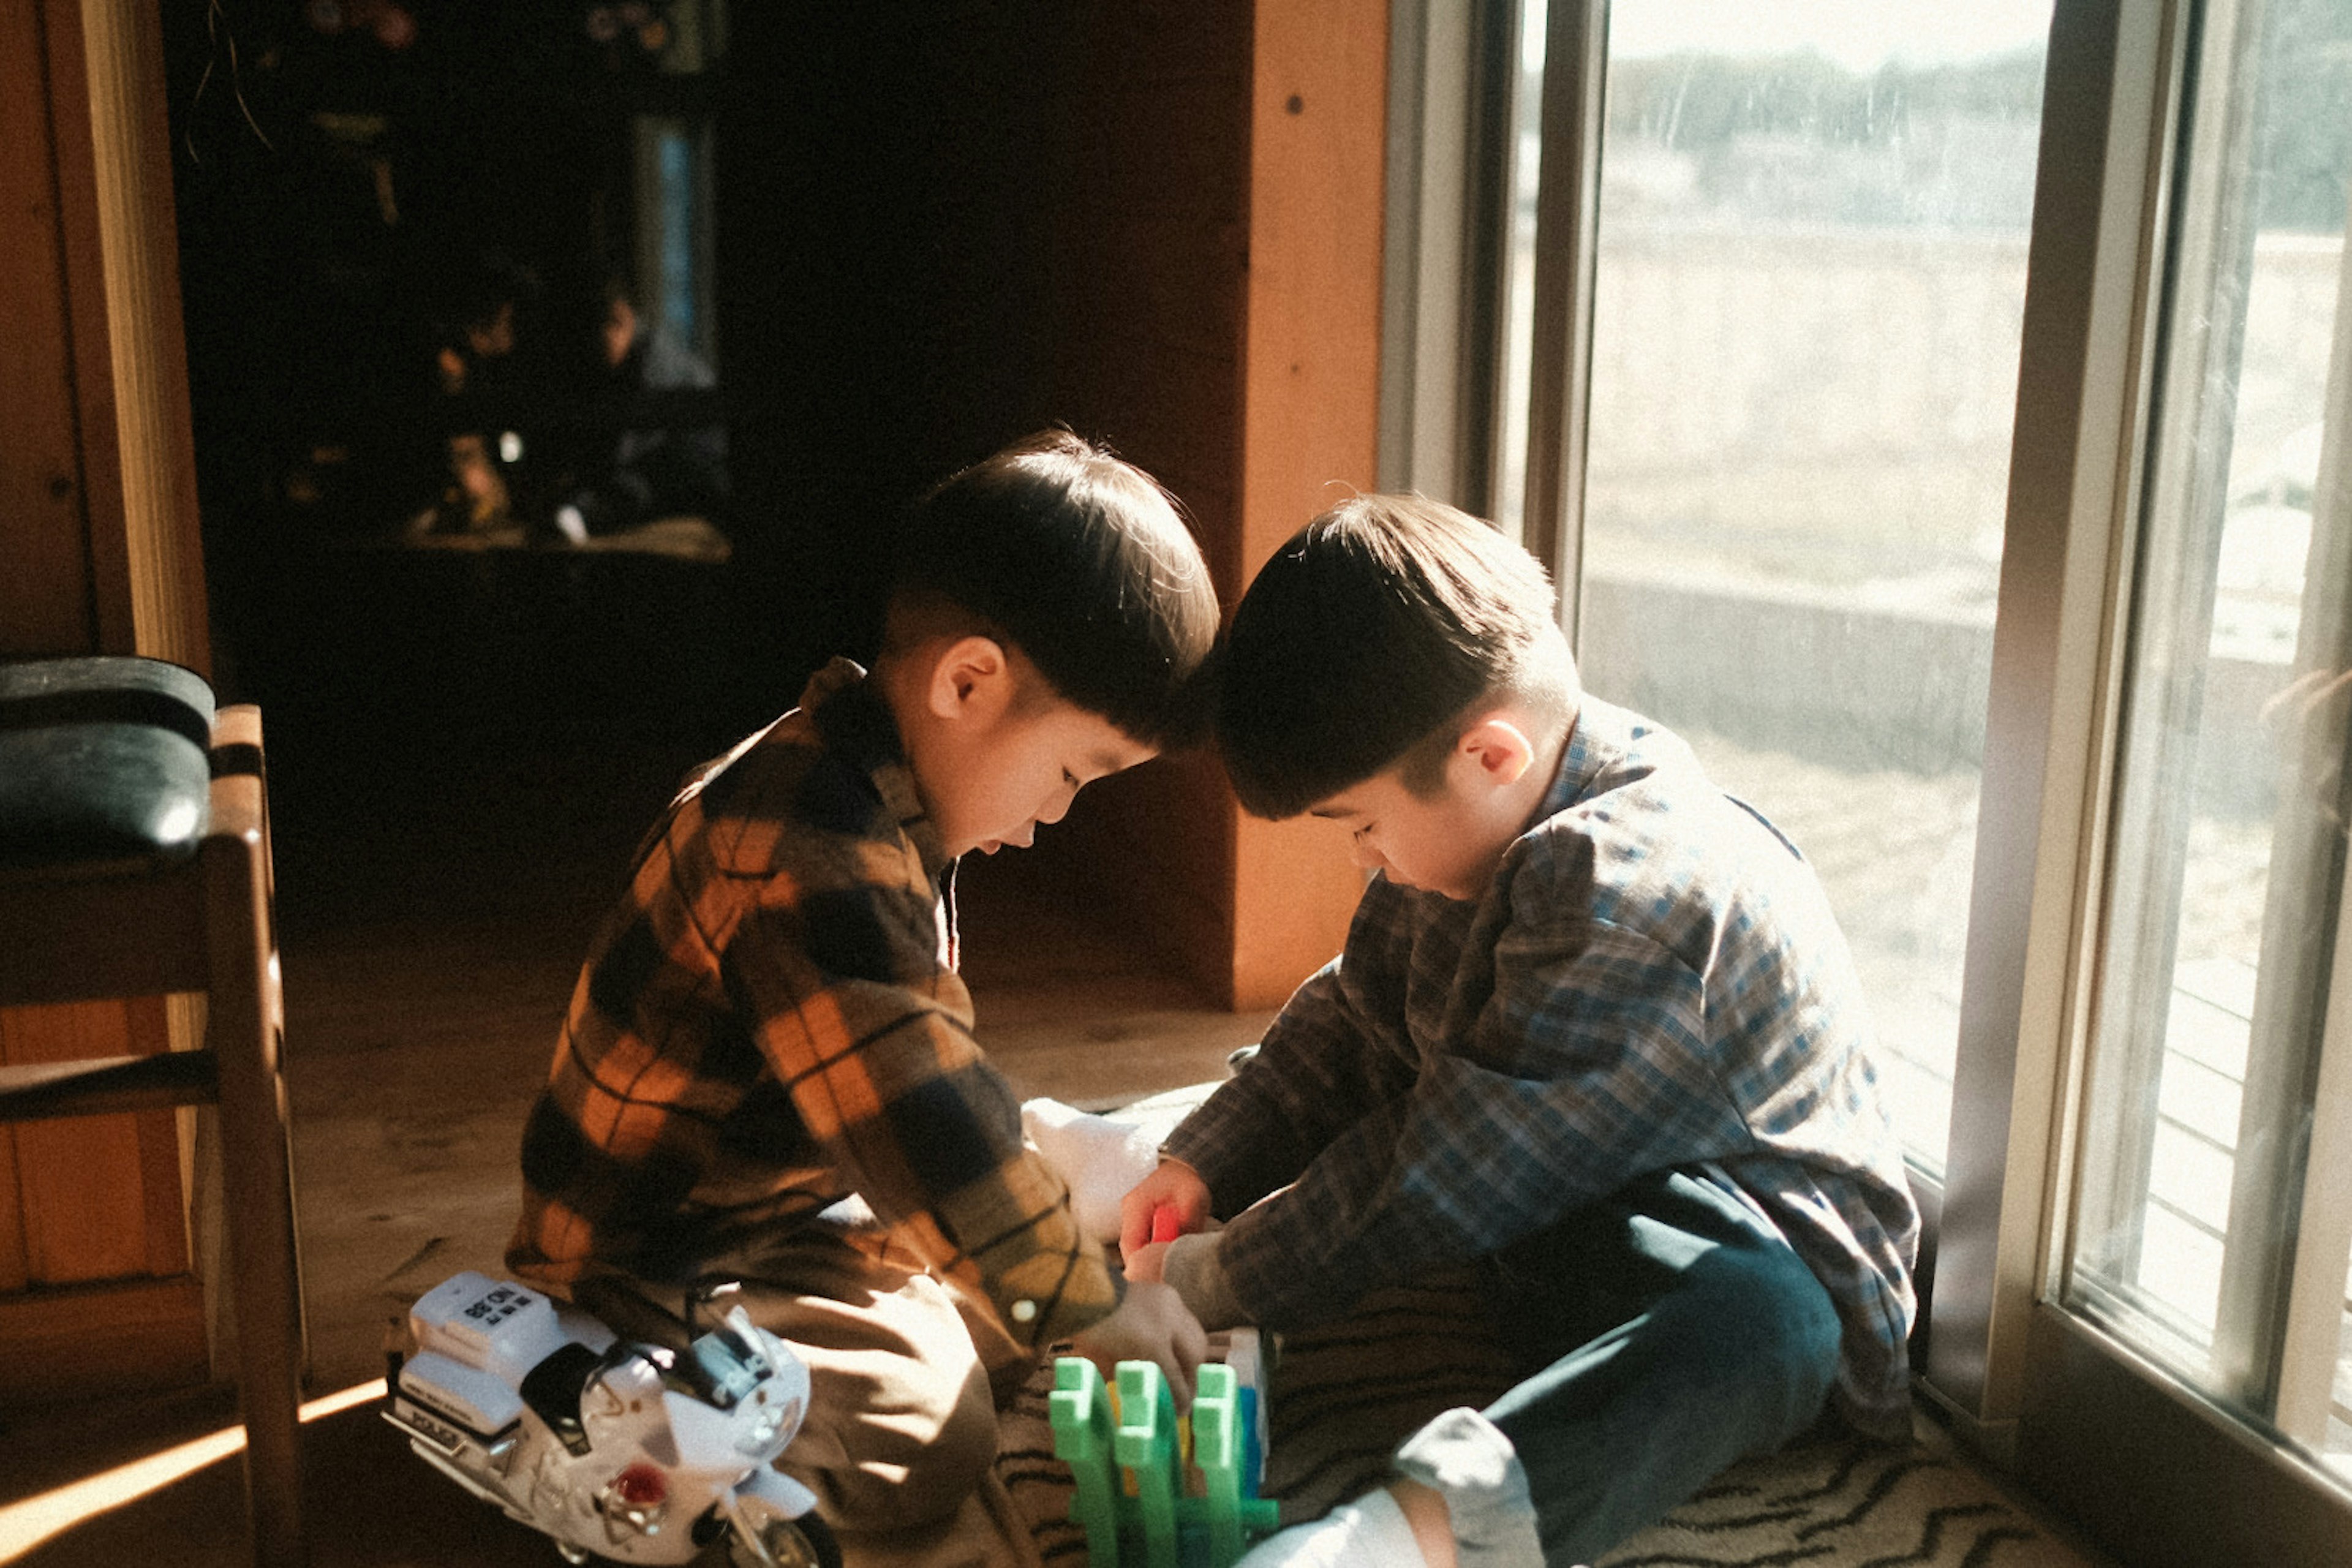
[1550,695,1651,817]
[798,657,955,888]
[1524,699,1605,835]
[1489,696,1646,890]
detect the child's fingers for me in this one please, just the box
[1117,1186,1147,1257]
[1177,1307,1208,1382]
[1120,1160,1209,1259]
[1167,1310,1207,1412]
[1119,1200,1153,1261]
[1119,1170,1179,1257]
[1165,1322,1207,1414]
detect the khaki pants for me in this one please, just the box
[693,1218,1041,1562]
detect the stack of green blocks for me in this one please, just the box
[1049,1347,1281,1568]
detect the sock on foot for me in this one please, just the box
[1233,1485,1429,1568]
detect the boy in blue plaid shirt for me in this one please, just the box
[1121,496,1920,1568]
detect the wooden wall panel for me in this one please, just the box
[0,1275,209,1402]
[0,1000,179,1286]
[0,0,206,667]
[0,1134,26,1295]
[0,0,214,1400]
[0,0,100,654]
[1038,0,1253,1001]
[70,0,209,668]
[718,0,1388,1010]
[1035,0,1390,1009]
[1231,0,1392,1008]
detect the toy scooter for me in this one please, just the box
[386,1270,839,1567]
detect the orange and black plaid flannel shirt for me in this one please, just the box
[507,657,1119,1347]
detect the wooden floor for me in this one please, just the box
[0,609,1270,1564]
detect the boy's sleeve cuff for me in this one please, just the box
[1162,1232,1248,1331]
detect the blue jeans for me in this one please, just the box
[1394,1166,1844,1567]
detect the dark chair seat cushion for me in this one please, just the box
[0,656,216,876]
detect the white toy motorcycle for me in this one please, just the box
[386,1270,840,1568]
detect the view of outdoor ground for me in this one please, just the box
[1564,2,2056,1175]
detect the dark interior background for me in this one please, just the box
[163,0,1250,973]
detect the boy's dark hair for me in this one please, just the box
[1216,494,1575,819]
[888,431,1219,748]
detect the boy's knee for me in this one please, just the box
[907,1359,1003,1520]
[790,1354,1000,1532]
[809,1363,1001,1532]
[1684,1242,1841,1427]
[762,1268,1006,1533]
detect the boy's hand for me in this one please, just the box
[1155,1232,1248,1332]
[1070,1280,1208,1411]
[1120,1158,1212,1263]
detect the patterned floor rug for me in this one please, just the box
[995,1322,2106,1568]
[1593,1431,2103,1568]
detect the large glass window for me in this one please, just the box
[2067,0,2352,1478]
[1572,1,2054,1175]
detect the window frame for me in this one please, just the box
[1378,0,1528,514]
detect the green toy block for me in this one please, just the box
[1190,1363,1280,1562]
[1049,1357,1122,1567]
[1051,1349,1279,1568]
[1116,1360,1182,1564]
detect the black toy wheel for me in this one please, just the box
[726,1512,842,1568]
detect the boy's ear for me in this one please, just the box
[927,635,1014,722]
[1456,715,1536,789]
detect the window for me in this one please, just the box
[1575,1,2052,1176]
[2067,0,2352,1476]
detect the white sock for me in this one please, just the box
[1019,1098,1161,1246]
[1234,1486,1429,1568]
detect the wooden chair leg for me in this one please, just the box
[206,820,309,1568]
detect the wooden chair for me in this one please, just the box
[0,655,307,1566]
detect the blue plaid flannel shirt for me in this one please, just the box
[1162,697,1921,1435]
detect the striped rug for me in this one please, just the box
[1590,1433,2098,1568]
[995,1282,2101,1568]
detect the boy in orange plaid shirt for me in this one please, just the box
[508,432,1219,1539]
